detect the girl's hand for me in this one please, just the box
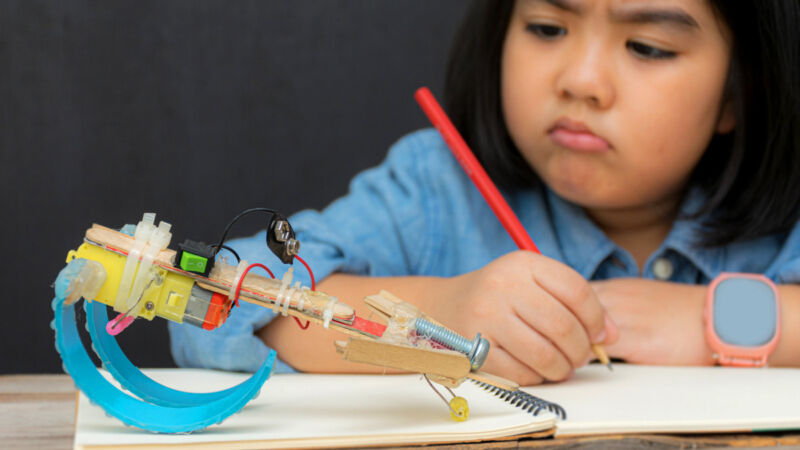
[591,278,714,366]
[429,250,617,385]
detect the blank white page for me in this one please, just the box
[74,370,556,449]
[527,364,800,436]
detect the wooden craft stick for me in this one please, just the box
[467,370,519,391]
[85,224,355,319]
[339,338,472,380]
[86,224,177,265]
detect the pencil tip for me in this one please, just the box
[606,363,613,372]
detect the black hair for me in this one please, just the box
[444,0,800,248]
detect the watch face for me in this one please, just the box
[713,277,778,347]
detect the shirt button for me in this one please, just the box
[653,257,674,280]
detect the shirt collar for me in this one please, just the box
[544,188,617,279]
[545,186,724,281]
[658,187,724,281]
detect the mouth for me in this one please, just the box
[548,118,611,152]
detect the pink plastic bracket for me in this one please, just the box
[106,314,135,335]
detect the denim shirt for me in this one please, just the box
[169,128,800,373]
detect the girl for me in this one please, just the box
[170,0,800,385]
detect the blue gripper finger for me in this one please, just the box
[53,262,277,433]
[85,299,269,407]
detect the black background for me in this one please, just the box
[0,0,466,374]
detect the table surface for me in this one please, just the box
[4,373,800,449]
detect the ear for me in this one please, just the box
[716,99,736,134]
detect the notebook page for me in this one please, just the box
[74,369,556,449]
[527,364,800,436]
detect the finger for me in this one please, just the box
[497,313,574,381]
[484,344,545,386]
[512,287,592,368]
[603,313,620,345]
[528,255,607,342]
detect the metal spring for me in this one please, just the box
[472,380,567,419]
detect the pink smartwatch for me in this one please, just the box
[704,273,781,367]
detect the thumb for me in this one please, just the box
[601,313,619,345]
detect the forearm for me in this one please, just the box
[665,282,800,367]
[260,252,618,385]
[257,273,450,373]
[771,284,800,366]
[595,278,800,367]
[595,279,714,365]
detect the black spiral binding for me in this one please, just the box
[472,380,567,419]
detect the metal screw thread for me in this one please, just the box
[414,318,473,354]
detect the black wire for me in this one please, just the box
[212,207,276,257]
[208,244,241,263]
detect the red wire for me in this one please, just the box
[232,260,313,330]
[233,263,275,308]
[294,255,315,329]
[294,255,315,291]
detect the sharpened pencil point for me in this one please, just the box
[591,343,611,372]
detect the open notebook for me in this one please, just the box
[74,364,800,449]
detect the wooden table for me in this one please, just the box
[4,373,800,449]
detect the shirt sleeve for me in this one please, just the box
[169,129,439,372]
[288,129,440,281]
[767,220,800,284]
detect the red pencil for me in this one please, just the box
[413,86,540,254]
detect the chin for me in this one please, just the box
[548,180,628,210]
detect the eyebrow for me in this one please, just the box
[528,0,700,31]
[611,7,700,30]
[535,0,582,14]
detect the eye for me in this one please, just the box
[626,41,677,60]
[525,23,567,40]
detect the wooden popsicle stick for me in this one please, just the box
[85,224,355,319]
[363,290,420,322]
[195,281,355,323]
[467,370,519,391]
[86,224,177,265]
[339,338,472,380]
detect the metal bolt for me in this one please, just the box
[414,318,490,370]
[145,301,154,311]
[273,220,291,243]
[285,239,300,256]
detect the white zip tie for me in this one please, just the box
[282,281,301,316]
[276,283,293,317]
[322,296,338,329]
[279,289,292,316]
[272,288,283,313]
[273,291,284,314]
[274,268,294,314]
[296,282,308,311]
[125,220,172,312]
[113,213,156,312]
[229,260,249,301]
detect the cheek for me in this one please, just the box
[541,104,717,208]
[501,38,554,149]
[582,61,729,204]
[622,78,724,182]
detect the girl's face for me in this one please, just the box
[502,0,734,211]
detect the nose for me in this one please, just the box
[555,43,615,110]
